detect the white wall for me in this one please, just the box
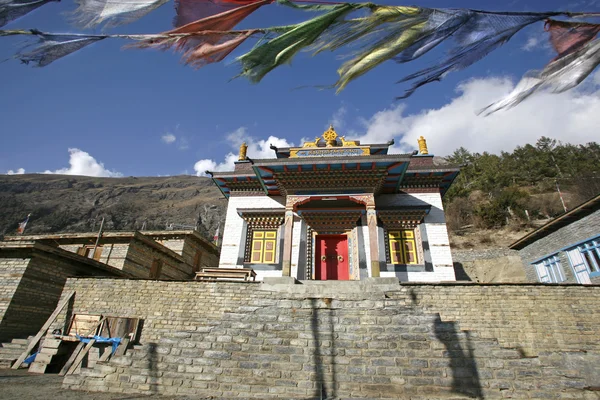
[377,192,456,282]
[218,196,285,270]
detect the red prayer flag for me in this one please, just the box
[545,19,600,60]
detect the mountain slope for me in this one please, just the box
[0,175,226,241]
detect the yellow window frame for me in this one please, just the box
[250,230,277,264]
[388,230,418,265]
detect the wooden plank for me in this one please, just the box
[58,342,85,376]
[113,338,130,357]
[65,339,95,376]
[12,290,75,369]
[98,345,113,362]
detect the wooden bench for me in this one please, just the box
[195,268,257,282]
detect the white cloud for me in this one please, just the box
[194,76,600,176]
[194,127,293,176]
[328,106,347,130]
[522,37,540,51]
[44,148,122,177]
[351,75,600,156]
[178,137,190,150]
[6,168,25,175]
[161,133,176,144]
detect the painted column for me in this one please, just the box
[366,203,380,278]
[281,202,295,277]
[349,194,380,278]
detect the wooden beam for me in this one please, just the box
[65,339,96,376]
[12,290,75,369]
[113,338,130,357]
[58,342,85,376]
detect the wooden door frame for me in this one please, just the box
[315,234,349,281]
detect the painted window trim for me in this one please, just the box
[565,250,587,284]
[533,255,565,283]
[530,251,560,266]
[559,233,600,253]
[248,229,278,264]
[576,239,600,277]
[387,229,419,265]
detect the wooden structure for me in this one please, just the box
[195,267,257,282]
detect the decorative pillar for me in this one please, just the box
[281,208,294,276]
[366,203,380,278]
[350,194,380,278]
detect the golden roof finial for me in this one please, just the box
[418,136,429,155]
[238,142,248,161]
[323,125,338,147]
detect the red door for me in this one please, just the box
[315,235,349,280]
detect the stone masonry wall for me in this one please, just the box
[519,209,600,284]
[58,279,600,399]
[123,239,191,280]
[0,256,29,341]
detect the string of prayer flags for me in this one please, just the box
[71,0,171,29]
[0,0,59,27]
[2,0,600,112]
[236,0,367,83]
[173,0,266,28]
[480,20,600,115]
[396,11,562,99]
[311,6,430,92]
[9,30,108,66]
[130,0,270,67]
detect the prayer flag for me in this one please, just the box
[16,213,31,235]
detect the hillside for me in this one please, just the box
[0,174,226,241]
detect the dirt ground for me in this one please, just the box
[0,369,201,400]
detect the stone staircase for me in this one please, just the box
[0,338,30,369]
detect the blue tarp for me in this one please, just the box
[24,352,37,364]
[76,335,122,355]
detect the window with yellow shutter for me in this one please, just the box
[250,230,277,264]
[388,230,418,265]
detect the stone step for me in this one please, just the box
[0,351,23,358]
[1,343,26,349]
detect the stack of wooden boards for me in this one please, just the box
[11,291,141,375]
[194,267,257,282]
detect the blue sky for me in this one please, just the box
[1,0,600,177]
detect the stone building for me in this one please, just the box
[510,193,600,284]
[0,230,219,342]
[2,230,219,280]
[209,127,461,282]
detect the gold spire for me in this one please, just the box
[418,136,429,155]
[238,142,248,161]
[323,125,338,147]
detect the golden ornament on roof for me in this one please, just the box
[323,125,338,147]
[239,142,248,161]
[418,136,429,155]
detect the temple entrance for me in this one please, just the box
[315,235,349,280]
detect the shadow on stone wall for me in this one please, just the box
[147,343,158,393]
[310,298,337,399]
[434,316,483,399]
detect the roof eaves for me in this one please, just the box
[509,193,600,250]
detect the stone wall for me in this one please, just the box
[123,236,191,280]
[518,209,600,284]
[0,256,30,342]
[0,245,122,342]
[58,279,600,399]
